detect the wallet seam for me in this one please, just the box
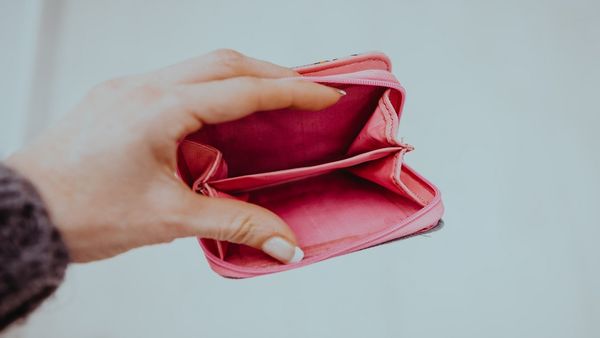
[391,152,428,205]
[378,89,427,205]
[379,89,396,145]
[183,141,223,190]
[300,58,391,75]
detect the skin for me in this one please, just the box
[6,49,342,263]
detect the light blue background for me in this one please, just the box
[2,1,599,337]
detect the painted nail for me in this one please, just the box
[262,236,304,264]
[337,89,347,96]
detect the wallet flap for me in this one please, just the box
[295,52,392,76]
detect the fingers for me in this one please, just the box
[151,49,299,84]
[172,77,345,127]
[175,190,304,264]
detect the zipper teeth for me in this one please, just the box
[311,78,404,91]
[204,195,442,275]
[295,70,404,91]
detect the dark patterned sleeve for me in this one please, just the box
[0,164,69,331]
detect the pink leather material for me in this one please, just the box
[294,52,392,75]
[176,52,444,278]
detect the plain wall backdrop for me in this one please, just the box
[1,0,599,337]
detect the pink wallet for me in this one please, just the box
[177,52,444,278]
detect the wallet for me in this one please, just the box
[176,52,444,278]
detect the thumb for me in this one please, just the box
[175,190,304,264]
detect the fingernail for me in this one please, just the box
[336,89,347,96]
[262,236,304,264]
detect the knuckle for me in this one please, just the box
[211,48,246,71]
[212,48,244,60]
[228,212,259,244]
[235,77,267,107]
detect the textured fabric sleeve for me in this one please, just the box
[0,163,69,331]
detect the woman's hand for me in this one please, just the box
[6,49,343,263]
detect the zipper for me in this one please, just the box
[301,69,405,92]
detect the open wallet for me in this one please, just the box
[176,52,444,278]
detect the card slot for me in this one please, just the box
[183,83,392,178]
[180,85,404,190]
[205,146,402,194]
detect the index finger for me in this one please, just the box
[171,77,345,129]
[150,49,299,85]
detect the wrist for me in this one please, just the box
[4,152,72,254]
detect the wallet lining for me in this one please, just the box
[181,83,426,267]
[185,85,385,176]
[218,171,422,267]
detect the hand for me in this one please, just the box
[6,49,343,263]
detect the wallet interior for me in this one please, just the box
[179,83,432,268]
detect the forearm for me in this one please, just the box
[0,164,69,331]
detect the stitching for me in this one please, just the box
[403,171,428,203]
[382,90,400,145]
[378,90,395,144]
[391,151,427,205]
[301,57,390,75]
[380,91,427,205]
[391,152,403,190]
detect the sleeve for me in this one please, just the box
[0,163,69,331]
